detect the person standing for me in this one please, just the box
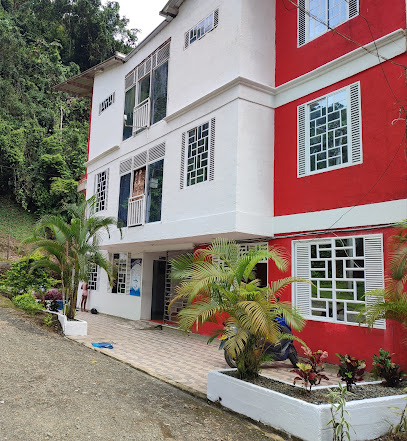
[81,282,89,312]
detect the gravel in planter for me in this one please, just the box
[224,371,407,404]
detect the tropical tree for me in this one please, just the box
[170,238,307,379]
[363,220,407,329]
[22,196,118,319]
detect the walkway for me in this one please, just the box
[70,312,340,397]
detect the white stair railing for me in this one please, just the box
[128,195,145,226]
[133,98,150,131]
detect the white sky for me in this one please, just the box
[116,0,166,39]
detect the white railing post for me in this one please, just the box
[133,98,150,133]
[127,195,145,226]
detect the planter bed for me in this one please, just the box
[207,369,407,441]
[45,310,87,336]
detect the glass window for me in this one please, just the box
[117,173,131,227]
[151,61,168,125]
[146,159,164,223]
[123,86,136,141]
[187,122,210,186]
[111,253,127,294]
[309,0,350,40]
[187,11,215,46]
[95,170,108,212]
[308,89,349,173]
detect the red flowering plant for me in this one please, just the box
[292,346,329,393]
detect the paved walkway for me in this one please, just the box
[70,312,340,397]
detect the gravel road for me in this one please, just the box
[0,307,285,441]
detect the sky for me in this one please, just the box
[116,0,167,39]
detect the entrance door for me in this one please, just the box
[151,260,166,320]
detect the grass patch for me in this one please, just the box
[0,195,39,260]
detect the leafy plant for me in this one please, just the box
[22,197,118,319]
[372,348,404,387]
[336,353,366,391]
[326,382,353,441]
[292,346,329,392]
[362,220,407,331]
[1,252,57,297]
[170,238,307,380]
[44,288,63,301]
[43,313,53,327]
[12,293,43,314]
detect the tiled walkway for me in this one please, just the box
[70,312,340,397]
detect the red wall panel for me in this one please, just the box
[274,58,407,216]
[275,0,406,85]
[268,226,407,369]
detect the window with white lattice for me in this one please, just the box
[95,170,109,212]
[298,0,358,45]
[88,264,98,290]
[293,235,385,328]
[111,253,129,294]
[297,82,362,177]
[184,9,219,49]
[123,42,170,140]
[180,119,215,188]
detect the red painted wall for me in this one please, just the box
[268,226,407,369]
[274,57,407,216]
[275,0,406,85]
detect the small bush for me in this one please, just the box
[44,288,62,301]
[291,346,329,393]
[12,293,44,314]
[336,353,366,391]
[2,253,58,297]
[372,348,404,387]
[43,313,53,327]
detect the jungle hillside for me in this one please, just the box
[0,0,138,258]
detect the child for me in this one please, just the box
[81,282,89,312]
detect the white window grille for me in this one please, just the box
[95,170,109,212]
[99,92,115,114]
[184,9,219,49]
[111,253,130,294]
[297,82,362,177]
[133,98,150,130]
[298,0,358,45]
[88,264,98,290]
[181,118,215,188]
[293,235,385,328]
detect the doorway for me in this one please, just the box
[151,260,166,320]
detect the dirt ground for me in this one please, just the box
[0,306,286,441]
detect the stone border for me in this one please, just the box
[45,310,87,336]
[207,369,407,441]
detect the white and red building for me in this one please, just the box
[57,0,407,367]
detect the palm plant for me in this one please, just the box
[170,238,307,379]
[23,196,118,319]
[363,220,407,328]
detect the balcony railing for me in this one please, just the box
[128,195,145,226]
[133,98,150,131]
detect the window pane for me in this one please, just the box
[146,159,164,223]
[138,74,150,103]
[123,86,136,140]
[118,173,131,227]
[151,61,168,125]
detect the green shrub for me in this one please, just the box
[12,293,44,313]
[2,252,58,297]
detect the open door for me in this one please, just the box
[151,260,166,320]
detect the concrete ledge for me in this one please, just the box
[207,369,407,441]
[53,312,87,336]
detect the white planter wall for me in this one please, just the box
[57,313,87,336]
[207,369,407,441]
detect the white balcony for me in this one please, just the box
[133,98,150,131]
[128,195,145,226]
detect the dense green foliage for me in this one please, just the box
[12,292,44,313]
[0,1,138,214]
[1,252,58,296]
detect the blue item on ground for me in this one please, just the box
[91,342,114,349]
